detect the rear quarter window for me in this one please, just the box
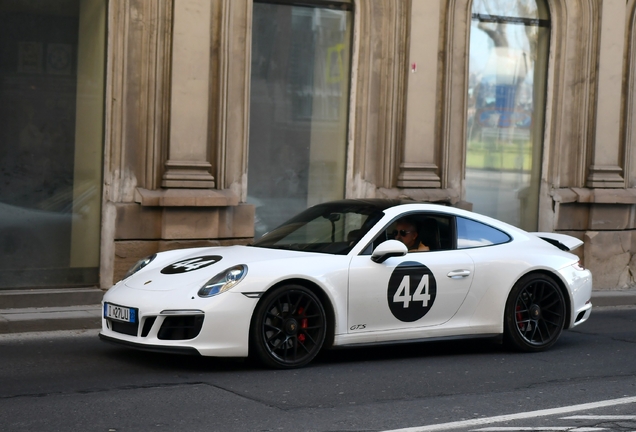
[456,216,511,249]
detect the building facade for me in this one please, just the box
[1,0,635,294]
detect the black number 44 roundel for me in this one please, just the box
[387,261,437,322]
[161,255,222,274]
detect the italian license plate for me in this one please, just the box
[104,303,137,323]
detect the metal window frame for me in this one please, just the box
[254,0,352,11]
[472,13,550,28]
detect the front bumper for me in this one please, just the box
[99,291,259,357]
[99,333,201,356]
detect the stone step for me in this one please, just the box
[0,305,102,334]
[591,290,636,307]
[0,288,105,309]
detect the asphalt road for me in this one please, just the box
[0,306,635,432]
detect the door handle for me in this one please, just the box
[447,269,471,279]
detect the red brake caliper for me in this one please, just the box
[298,307,307,343]
[516,305,524,331]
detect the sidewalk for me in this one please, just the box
[591,290,636,307]
[0,290,634,335]
[0,304,101,334]
[0,288,103,334]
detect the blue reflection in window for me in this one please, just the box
[456,216,511,249]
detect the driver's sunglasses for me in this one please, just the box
[392,229,412,237]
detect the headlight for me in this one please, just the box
[124,254,157,279]
[198,265,247,297]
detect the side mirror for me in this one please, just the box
[371,240,408,263]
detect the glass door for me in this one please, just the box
[248,0,353,238]
[0,0,106,288]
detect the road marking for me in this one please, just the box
[473,428,607,431]
[562,415,636,420]
[381,396,636,432]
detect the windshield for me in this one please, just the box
[252,202,386,255]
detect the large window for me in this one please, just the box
[465,0,550,230]
[248,0,352,238]
[0,0,105,288]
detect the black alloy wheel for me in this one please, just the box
[504,273,566,352]
[251,285,327,368]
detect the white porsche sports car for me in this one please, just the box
[100,199,593,368]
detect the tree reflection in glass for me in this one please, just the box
[465,0,550,230]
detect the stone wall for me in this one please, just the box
[584,231,636,290]
[555,188,636,290]
[100,0,636,293]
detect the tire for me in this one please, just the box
[503,273,566,352]
[250,285,327,369]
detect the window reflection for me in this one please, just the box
[248,2,352,239]
[456,216,512,249]
[253,201,383,255]
[0,0,105,288]
[465,0,549,230]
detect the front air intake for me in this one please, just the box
[157,315,204,340]
[110,320,139,337]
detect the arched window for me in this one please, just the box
[465,0,550,230]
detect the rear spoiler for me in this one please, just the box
[531,232,583,252]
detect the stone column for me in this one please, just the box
[586,0,626,188]
[162,0,216,188]
[398,0,441,188]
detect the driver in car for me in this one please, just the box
[393,218,429,252]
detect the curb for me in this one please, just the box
[0,305,102,335]
[0,291,634,335]
[591,290,636,307]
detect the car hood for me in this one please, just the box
[123,245,315,291]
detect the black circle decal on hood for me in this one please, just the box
[161,255,222,274]
[387,261,437,322]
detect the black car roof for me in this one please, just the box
[312,198,417,211]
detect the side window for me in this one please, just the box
[366,213,454,254]
[456,217,511,249]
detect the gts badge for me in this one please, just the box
[350,324,366,331]
[161,255,222,274]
